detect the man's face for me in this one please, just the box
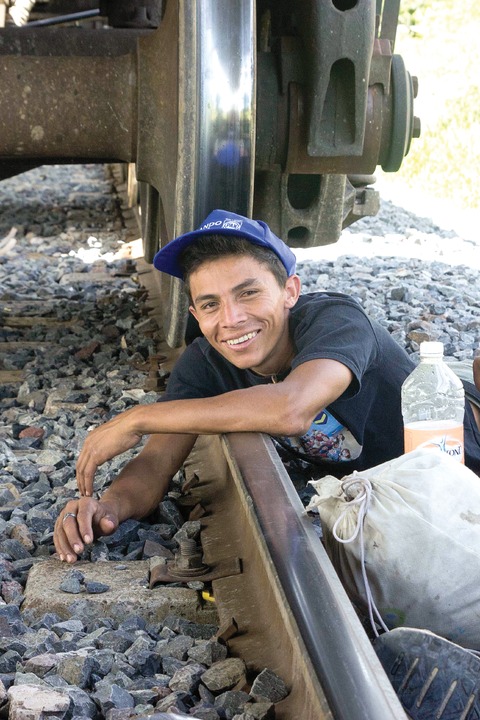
[189,254,300,375]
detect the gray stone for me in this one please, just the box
[157,499,184,529]
[8,683,71,717]
[162,615,218,640]
[129,688,158,705]
[101,518,141,547]
[239,701,275,720]
[89,648,115,676]
[161,657,185,676]
[0,483,21,504]
[92,681,134,713]
[84,580,110,594]
[0,538,32,560]
[13,671,48,686]
[65,686,98,718]
[214,690,251,719]
[191,709,222,720]
[35,449,65,469]
[1,579,24,605]
[168,662,205,694]
[59,576,84,594]
[76,627,108,649]
[10,523,35,552]
[52,618,85,636]
[153,689,190,713]
[201,658,247,694]
[157,634,194,661]
[188,640,228,667]
[96,630,135,654]
[23,653,57,677]
[124,637,161,675]
[173,520,201,543]
[56,648,98,688]
[250,668,289,703]
[0,650,22,673]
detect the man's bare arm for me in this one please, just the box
[56,433,196,561]
[77,358,353,495]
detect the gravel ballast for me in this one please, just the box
[1,164,479,718]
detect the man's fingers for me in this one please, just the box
[75,412,143,497]
[97,515,117,538]
[54,498,117,563]
[54,509,83,562]
[76,450,97,497]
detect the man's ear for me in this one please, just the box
[284,274,301,308]
[189,305,199,322]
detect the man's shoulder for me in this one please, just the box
[291,291,364,317]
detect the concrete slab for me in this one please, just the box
[23,558,218,626]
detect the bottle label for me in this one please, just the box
[404,421,464,463]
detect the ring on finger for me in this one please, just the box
[62,512,77,524]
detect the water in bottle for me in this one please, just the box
[401,341,465,462]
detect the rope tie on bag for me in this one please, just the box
[332,473,389,637]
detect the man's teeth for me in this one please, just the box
[226,331,257,346]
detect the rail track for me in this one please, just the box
[0,164,408,718]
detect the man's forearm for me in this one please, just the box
[128,360,353,438]
[129,386,303,437]
[76,359,352,496]
[98,433,196,520]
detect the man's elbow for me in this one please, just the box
[273,409,312,438]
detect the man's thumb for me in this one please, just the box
[98,515,118,536]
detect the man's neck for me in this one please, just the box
[250,346,295,380]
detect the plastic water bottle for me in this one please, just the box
[401,341,465,462]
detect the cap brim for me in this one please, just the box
[153,225,294,280]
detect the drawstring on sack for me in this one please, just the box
[332,473,390,637]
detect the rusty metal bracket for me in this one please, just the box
[149,556,242,588]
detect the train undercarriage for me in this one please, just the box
[0,0,419,345]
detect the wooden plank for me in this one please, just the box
[0,370,24,384]
[2,317,77,328]
[0,341,49,350]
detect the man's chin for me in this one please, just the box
[219,346,260,370]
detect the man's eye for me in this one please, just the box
[242,290,258,298]
[201,302,217,311]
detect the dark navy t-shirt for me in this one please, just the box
[161,292,480,475]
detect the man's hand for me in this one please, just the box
[76,410,142,497]
[54,497,119,563]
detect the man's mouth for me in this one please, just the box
[225,331,258,346]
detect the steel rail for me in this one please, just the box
[181,433,407,718]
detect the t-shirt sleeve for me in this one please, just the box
[290,297,379,396]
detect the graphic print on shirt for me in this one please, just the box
[282,409,362,461]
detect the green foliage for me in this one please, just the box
[398,0,429,37]
[399,87,480,208]
[390,2,480,208]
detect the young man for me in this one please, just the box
[54,210,480,563]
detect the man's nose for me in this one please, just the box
[220,299,246,326]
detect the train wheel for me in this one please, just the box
[139,0,256,347]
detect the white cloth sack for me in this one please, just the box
[307,448,480,649]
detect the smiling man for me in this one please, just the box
[54,209,480,563]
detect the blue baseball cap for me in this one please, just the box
[152,209,297,280]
